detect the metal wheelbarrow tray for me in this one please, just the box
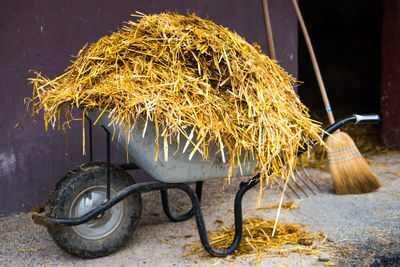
[90,110,258,183]
[31,111,380,258]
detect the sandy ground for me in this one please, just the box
[1,152,399,266]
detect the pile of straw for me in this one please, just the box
[28,12,323,184]
[185,218,328,263]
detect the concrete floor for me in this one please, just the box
[1,152,399,266]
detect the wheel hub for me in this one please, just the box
[69,185,124,240]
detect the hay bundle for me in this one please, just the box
[28,12,323,185]
[185,218,327,261]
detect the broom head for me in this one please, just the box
[326,131,380,194]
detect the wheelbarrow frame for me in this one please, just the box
[31,113,379,257]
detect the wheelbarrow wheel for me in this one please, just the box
[45,162,142,258]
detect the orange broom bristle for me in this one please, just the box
[326,131,381,195]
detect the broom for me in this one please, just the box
[290,0,380,194]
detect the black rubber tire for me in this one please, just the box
[45,162,142,258]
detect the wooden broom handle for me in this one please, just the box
[291,0,335,124]
[261,0,277,59]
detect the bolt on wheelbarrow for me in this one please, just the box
[31,112,380,258]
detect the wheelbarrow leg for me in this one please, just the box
[182,175,260,257]
[160,181,203,222]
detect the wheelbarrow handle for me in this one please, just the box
[353,114,380,124]
[298,114,380,155]
[323,114,380,138]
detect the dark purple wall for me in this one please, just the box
[0,0,298,216]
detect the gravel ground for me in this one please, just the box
[1,152,399,266]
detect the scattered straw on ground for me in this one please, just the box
[184,217,329,265]
[27,12,324,188]
[248,201,299,212]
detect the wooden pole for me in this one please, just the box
[261,0,276,59]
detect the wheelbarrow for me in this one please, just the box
[31,111,380,258]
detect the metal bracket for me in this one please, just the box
[160,181,203,222]
[101,125,111,201]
